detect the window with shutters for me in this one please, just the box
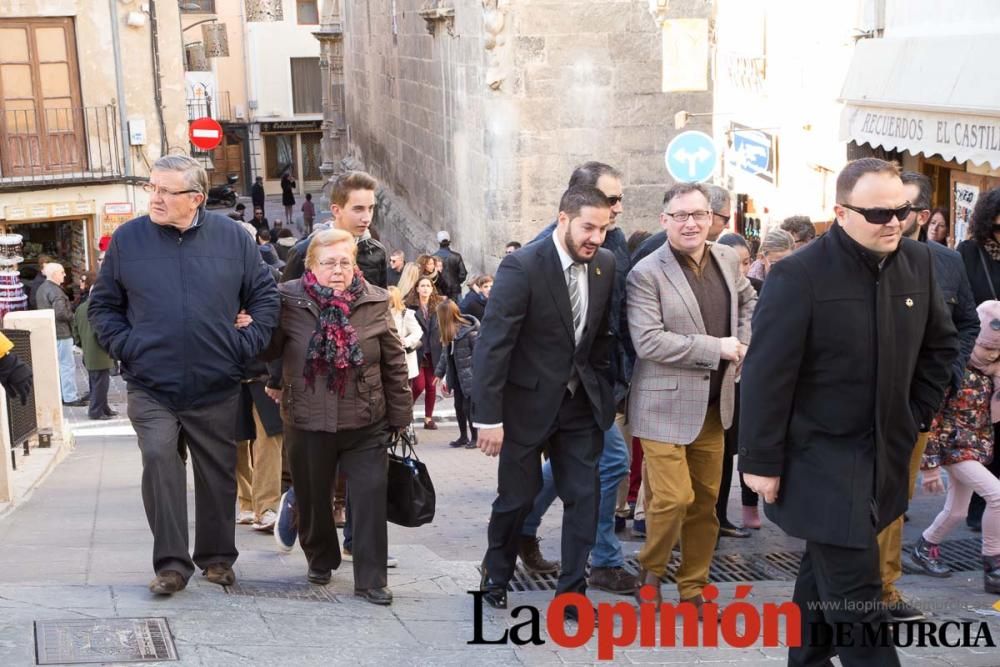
[297,1,320,25]
[290,58,321,114]
[0,17,85,176]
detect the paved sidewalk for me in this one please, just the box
[0,399,998,665]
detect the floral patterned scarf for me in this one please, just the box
[302,268,366,397]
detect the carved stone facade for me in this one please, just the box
[340,0,714,272]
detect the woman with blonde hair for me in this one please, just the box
[396,262,421,301]
[387,286,422,381]
[264,228,411,604]
[434,300,479,448]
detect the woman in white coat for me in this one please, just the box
[387,286,422,380]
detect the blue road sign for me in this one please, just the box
[665,130,718,183]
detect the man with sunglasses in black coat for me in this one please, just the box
[739,158,958,667]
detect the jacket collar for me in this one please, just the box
[830,221,897,274]
[279,277,386,310]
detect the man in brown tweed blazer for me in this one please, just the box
[626,182,756,608]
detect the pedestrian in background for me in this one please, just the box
[302,193,315,235]
[274,229,296,263]
[406,276,444,430]
[929,208,950,246]
[417,253,452,305]
[504,241,521,255]
[263,228,411,605]
[434,230,467,301]
[251,207,269,236]
[460,274,492,321]
[435,300,479,449]
[913,300,1000,595]
[957,187,1000,533]
[251,175,265,212]
[387,250,405,287]
[396,262,420,299]
[235,353,284,533]
[36,262,85,407]
[73,290,116,420]
[280,171,296,228]
[88,155,280,596]
[387,286,422,382]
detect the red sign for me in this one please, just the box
[188,117,223,151]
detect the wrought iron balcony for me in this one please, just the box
[187,91,234,123]
[0,105,126,190]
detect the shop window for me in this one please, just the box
[297,1,320,25]
[180,0,216,13]
[290,58,321,114]
[301,132,322,181]
[264,133,297,180]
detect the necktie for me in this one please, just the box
[567,263,583,336]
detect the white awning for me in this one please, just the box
[839,35,1000,169]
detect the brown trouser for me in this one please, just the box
[236,404,283,519]
[638,406,724,599]
[876,431,928,600]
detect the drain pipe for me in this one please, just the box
[147,0,169,153]
[107,0,133,176]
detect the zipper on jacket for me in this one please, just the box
[871,273,881,527]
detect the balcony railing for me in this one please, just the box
[0,105,126,189]
[187,91,234,123]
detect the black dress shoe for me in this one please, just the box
[89,414,113,421]
[105,409,119,417]
[479,564,508,609]
[355,587,393,605]
[718,524,751,538]
[307,568,331,585]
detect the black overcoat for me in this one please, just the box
[738,223,958,548]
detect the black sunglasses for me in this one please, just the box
[839,202,912,225]
[606,195,624,206]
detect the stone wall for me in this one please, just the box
[342,0,714,275]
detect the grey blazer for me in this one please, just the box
[626,242,756,445]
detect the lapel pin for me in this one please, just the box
[595,267,602,276]
[905,298,914,307]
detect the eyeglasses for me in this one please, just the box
[606,195,624,206]
[713,212,731,223]
[316,259,354,271]
[142,183,200,198]
[664,210,711,223]
[839,202,912,225]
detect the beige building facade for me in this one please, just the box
[0,0,188,275]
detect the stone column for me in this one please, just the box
[315,0,347,191]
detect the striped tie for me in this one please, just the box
[567,263,582,336]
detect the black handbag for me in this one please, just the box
[386,425,436,527]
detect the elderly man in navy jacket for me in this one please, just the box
[89,155,279,596]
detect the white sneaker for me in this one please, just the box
[252,509,277,532]
[342,548,397,568]
[237,510,256,525]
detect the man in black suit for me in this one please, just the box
[474,186,617,619]
[739,158,958,666]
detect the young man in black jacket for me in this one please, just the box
[89,155,280,597]
[280,171,387,287]
[739,158,958,666]
[433,231,467,301]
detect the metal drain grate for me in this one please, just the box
[225,579,339,602]
[902,537,984,575]
[35,617,177,664]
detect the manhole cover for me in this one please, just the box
[34,617,177,664]
[225,579,339,602]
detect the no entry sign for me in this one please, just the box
[189,117,223,151]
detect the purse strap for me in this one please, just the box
[979,246,999,301]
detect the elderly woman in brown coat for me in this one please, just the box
[265,228,412,605]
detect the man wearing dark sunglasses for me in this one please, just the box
[739,157,958,666]
[872,171,980,621]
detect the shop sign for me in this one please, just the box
[102,202,134,237]
[74,201,95,215]
[260,120,323,132]
[51,203,72,217]
[728,124,775,184]
[4,206,27,221]
[842,105,1000,169]
[29,204,50,219]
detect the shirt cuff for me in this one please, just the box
[473,422,502,429]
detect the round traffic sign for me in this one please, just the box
[189,117,223,151]
[665,130,718,183]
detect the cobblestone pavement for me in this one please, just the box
[2,375,999,665]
